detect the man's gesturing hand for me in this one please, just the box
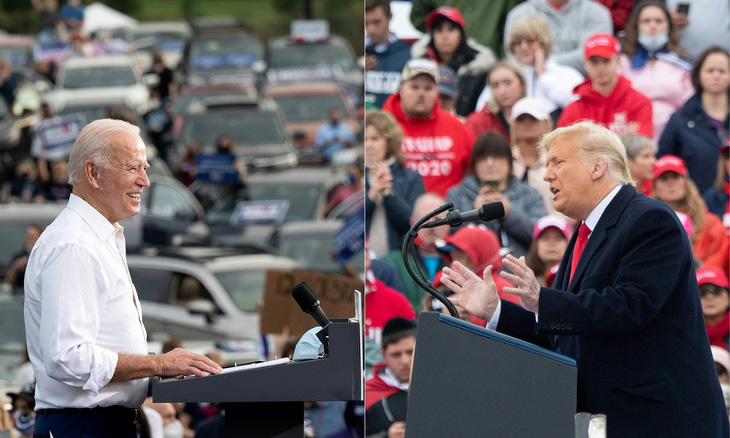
[440,261,500,322]
[500,255,541,314]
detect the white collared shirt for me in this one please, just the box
[24,194,148,410]
[486,184,624,329]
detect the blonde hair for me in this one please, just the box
[487,60,527,114]
[539,122,635,186]
[68,119,141,186]
[653,176,706,237]
[365,110,405,165]
[506,16,553,58]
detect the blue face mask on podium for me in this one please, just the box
[638,33,668,52]
[292,327,325,360]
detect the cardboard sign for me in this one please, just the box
[260,270,364,337]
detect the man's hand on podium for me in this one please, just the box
[441,261,500,322]
[156,348,223,379]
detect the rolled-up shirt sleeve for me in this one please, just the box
[38,242,118,396]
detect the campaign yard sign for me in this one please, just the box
[194,153,239,183]
[38,113,86,160]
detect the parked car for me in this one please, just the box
[273,219,364,275]
[174,96,297,171]
[262,81,360,164]
[0,294,24,412]
[266,32,363,106]
[177,29,265,88]
[126,20,192,70]
[48,55,152,115]
[127,248,300,364]
[0,35,36,68]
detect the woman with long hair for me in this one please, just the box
[465,60,527,142]
[525,216,572,287]
[364,110,425,258]
[502,16,583,120]
[659,46,730,194]
[652,154,729,271]
[410,6,496,117]
[618,1,694,142]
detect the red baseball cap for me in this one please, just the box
[532,215,572,240]
[652,155,688,179]
[583,33,621,60]
[696,266,729,289]
[425,6,466,31]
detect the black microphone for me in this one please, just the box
[421,202,505,228]
[292,282,330,330]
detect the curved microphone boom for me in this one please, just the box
[421,202,505,228]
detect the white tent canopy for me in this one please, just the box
[81,2,138,35]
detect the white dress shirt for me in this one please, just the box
[486,184,623,329]
[24,194,148,410]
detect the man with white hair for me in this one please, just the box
[442,122,729,436]
[24,119,222,438]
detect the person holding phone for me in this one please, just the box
[666,0,729,59]
[445,131,547,258]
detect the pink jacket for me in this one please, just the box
[618,54,694,143]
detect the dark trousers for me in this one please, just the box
[33,408,137,438]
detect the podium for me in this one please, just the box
[405,312,577,437]
[153,320,362,437]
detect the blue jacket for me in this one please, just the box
[445,174,547,258]
[703,186,728,218]
[498,185,729,437]
[364,38,411,109]
[658,94,729,194]
[365,161,425,253]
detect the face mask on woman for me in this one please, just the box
[638,33,668,52]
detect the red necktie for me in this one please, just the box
[569,223,591,284]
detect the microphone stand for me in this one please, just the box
[402,202,460,319]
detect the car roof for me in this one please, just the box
[127,251,300,272]
[131,21,191,34]
[263,81,345,96]
[279,219,344,235]
[267,34,350,49]
[245,167,341,186]
[61,55,137,68]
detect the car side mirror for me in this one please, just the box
[187,299,218,324]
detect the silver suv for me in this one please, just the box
[127,248,300,364]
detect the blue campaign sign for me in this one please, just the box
[38,113,86,159]
[333,205,365,265]
[194,154,239,183]
[230,200,290,226]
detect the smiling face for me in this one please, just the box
[543,135,596,221]
[93,133,150,224]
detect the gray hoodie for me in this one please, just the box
[445,174,548,258]
[504,0,612,75]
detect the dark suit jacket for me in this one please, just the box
[497,185,729,437]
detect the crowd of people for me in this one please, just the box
[364,0,729,434]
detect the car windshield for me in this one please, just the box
[190,37,263,70]
[61,65,137,89]
[279,230,364,274]
[180,112,287,147]
[214,270,267,312]
[272,94,347,123]
[207,183,321,225]
[269,43,353,71]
